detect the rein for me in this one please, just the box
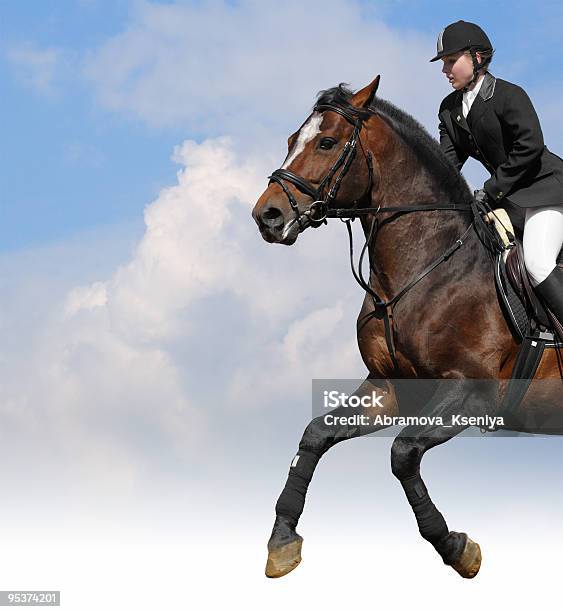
[267,101,476,371]
[326,203,472,217]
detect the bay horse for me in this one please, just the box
[252,76,563,580]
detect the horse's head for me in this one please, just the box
[252,76,381,245]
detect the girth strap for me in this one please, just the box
[488,332,552,431]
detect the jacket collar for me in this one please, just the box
[477,71,496,101]
[447,72,496,134]
[467,72,496,127]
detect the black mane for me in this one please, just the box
[316,83,373,121]
[315,84,473,204]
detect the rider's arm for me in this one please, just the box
[483,85,545,203]
[439,116,468,172]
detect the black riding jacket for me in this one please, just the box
[438,72,563,208]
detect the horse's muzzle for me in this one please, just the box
[253,202,299,245]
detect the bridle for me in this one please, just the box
[268,100,475,223]
[268,102,373,231]
[265,99,484,372]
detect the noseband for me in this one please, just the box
[268,103,373,229]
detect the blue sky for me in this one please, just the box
[2,0,562,251]
[1,1,182,249]
[0,3,562,608]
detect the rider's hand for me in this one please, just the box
[473,188,489,206]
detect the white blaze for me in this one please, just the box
[281,112,323,169]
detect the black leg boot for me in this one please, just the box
[535,265,563,342]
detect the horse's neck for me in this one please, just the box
[364,134,473,299]
[367,117,457,208]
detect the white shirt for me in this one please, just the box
[462,74,485,118]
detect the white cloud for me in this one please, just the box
[7,42,61,94]
[15,0,563,511]
[4,6,563,598]
[228,301,363,411]
[0,136,366,503]
[83,0,445,143]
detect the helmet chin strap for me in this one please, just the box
[462,48,486,92]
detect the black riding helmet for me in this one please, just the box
[430,20,492,62]
[430,21,493,90]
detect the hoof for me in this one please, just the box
[265,536,303,578]
[451,534,482,579]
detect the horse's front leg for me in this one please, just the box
[266,377,398,578]
[390,380,497,579]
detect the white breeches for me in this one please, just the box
[522,205,563,286]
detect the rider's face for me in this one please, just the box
[441,51,477,90]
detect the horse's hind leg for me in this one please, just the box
[266,378,397,578]
[390,380,495,579]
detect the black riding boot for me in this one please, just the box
[535,265,563,342]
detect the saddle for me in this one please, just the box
[488,209,563,342]
[486,209,562,430]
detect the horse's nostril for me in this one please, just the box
[263,207,283,220]
[261,206,284,228]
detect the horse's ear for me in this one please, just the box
[352,75,380,109]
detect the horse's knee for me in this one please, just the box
[300,416,335,455]
[391,437,423,480]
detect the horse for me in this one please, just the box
[251,76,563,580]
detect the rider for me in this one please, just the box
[431,20,563,337]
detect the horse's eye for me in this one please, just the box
[319,137,337,150]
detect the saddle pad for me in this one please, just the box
[495,254,529,341]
